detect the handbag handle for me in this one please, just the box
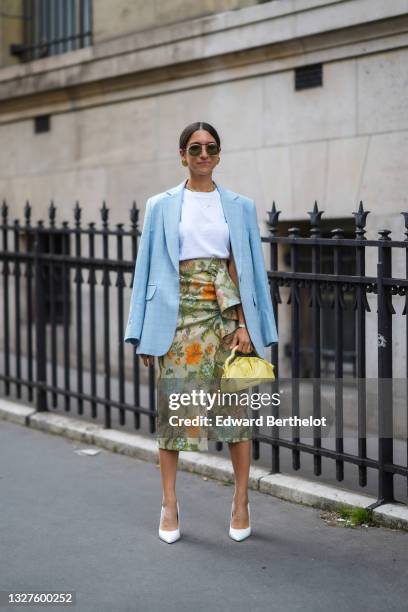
[223,345,239,370]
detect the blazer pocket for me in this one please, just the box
[145,284,157,300]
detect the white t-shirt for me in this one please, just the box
[179,187,231,260]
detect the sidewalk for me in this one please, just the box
[1,417,407,612]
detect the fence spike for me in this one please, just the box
[307,201,324,235]
[267,201,280,229]
[24,201,31,224]
[353,201,370,237]
[1,199,8,220]
[48,200,56,226]
[74,201,82,225]
[100,200,109,225]
[130,201,139,228]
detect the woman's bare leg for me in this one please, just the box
[158,448,179,530]
[228,440,251,528]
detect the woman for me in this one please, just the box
[124,121,278,543]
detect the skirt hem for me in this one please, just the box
[156,436,253,452]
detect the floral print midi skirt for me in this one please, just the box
[156,257,253,451]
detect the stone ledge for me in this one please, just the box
[372,503,408,531]
[0,398,36,425]
[94,428,158,463]
[0,398,407,531]
[1,0,408,104]
[28,411,102,442]
[259,472,377,511]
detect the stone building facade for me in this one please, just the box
[1,0,408,376]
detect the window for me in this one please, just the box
[13,0,92,61]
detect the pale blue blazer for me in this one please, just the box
[124,179,278,358]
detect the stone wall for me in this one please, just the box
[93,0,259,42]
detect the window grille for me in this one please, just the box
[11,0,92,61]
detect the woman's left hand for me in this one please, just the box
[229,327,253,354]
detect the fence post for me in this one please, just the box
[375,230,394,505]
[34,221,48,411]
[267,202,280,471]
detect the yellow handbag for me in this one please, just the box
[220,345,275,393]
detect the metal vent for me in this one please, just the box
[34,115,50,134]
[295,63,323,90]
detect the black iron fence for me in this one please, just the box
[0,198,407,508]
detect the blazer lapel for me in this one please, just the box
[163,179,243,277]
[163,180,185,275]
[217,182,243,278]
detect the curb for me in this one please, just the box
[1,398,407,532]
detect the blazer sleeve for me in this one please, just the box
[247,199,279,346]
[124,197,153,346]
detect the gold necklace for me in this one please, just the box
[185,180,216,192]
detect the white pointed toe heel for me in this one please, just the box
[159,501,181,544]
[229,502,251,542]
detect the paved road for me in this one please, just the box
[0,420,407,612]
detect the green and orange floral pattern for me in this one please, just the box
[156,257,252,451]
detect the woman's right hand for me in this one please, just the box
[140,354,154,367]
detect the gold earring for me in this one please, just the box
[182,159,188,166]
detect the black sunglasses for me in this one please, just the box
[187,143,220,156]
